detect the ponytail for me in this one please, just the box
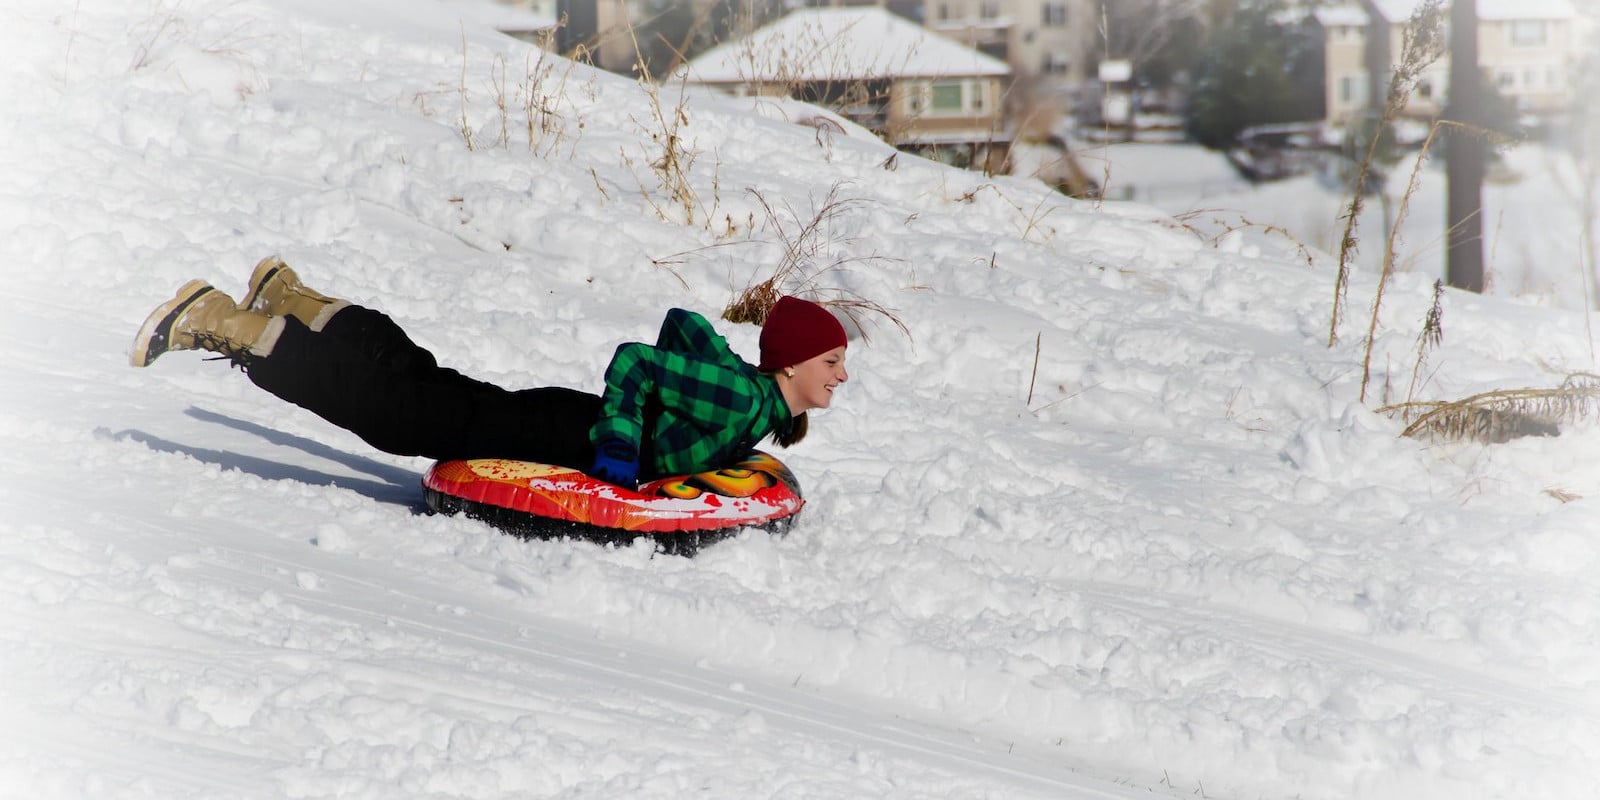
[773,412,808,447]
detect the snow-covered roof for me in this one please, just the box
[1480,0,1578,20]
[680,7,1010,84]
[1370,0,1576,23]
[1313,4,1371,26]
[439,0,556,32]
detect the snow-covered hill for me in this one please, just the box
[2,1,1597,798]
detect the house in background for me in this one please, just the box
[783,0,1095,93]
[1314,0,1581,127]
[546,0,1095,136]
[913,0,1096,139]
[843,0,1098,137]
[679,6,1014,170]
[913,0,1095,88]
[1315,4,1379,125]
[1472,0,1583,113]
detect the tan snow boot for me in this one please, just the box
[130,281,285,367]
[239,256,349,332]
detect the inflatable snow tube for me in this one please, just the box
[421,451,803,555]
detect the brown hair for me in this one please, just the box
[774,412,808,447]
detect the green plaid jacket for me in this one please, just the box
[590,308,792,478]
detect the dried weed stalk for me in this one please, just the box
[458,27,475,150]
[619,18,716,227]
[1170,209,1318,268]
[1328,0,1444,347]
[1357,119,1511,403]
[455,36,585,157]
[956,184,1061,244]
[521,49,582,158]
[129,0,255,71]
[1357,119,1460,401]
[490,53,510,148]
[1402,279,1445,407]
[1094,4,1113,209]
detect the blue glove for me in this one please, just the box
[589,438,640,489]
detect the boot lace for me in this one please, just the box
[191,332,255,370]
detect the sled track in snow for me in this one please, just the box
[191,541,1176,800]
[1076,582,1596,718]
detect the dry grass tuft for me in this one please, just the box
[721,184,908,341]
[1379,373,1600,443]
[1545,486,1583,503]
[722,280,783,326]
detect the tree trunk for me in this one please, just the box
[1444,0,1485,293]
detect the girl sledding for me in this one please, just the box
[131,256,850,550]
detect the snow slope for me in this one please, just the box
[3,1,1598,798]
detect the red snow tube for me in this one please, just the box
[421,451,803,555]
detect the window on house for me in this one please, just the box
[1416,79,1433,100]
[1338,75,1364,106]
[1496,70,1516,89]
[1509,20,1547,46]
[931,82,964,111]
[1043,2,1068,26]
[906,80,987,116]
[1043,51,1071,75]
[980,0,1001,19]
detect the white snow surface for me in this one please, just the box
[3,1,1599,799]
[681,6,1011,84]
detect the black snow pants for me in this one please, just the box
[245,306,601,467]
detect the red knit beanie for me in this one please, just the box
[758,296,848,371]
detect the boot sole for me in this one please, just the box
[130,280,214,367]
[240,256,289,313]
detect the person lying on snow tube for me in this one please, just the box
[129,256,850,491]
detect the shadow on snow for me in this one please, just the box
[108,406,427,511]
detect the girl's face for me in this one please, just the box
[783,345,849,413]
